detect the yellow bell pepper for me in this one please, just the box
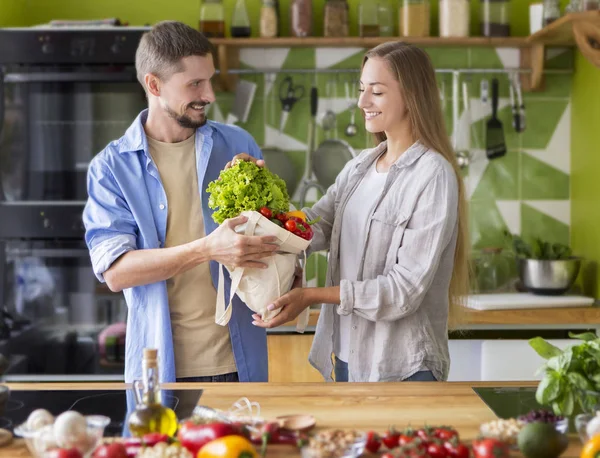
[197,435,258,458]
[581,434,600,458]
[285,210,307,221]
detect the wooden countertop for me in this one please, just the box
[284,306,600,328]
[0,381,584,457]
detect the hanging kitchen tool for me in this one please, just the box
[278,75,304,132]
[344,78,358,137]
[261,73,299,196]
[509,74,520,133]
[515,74,526,133]
[480,79,489,103]
[225,78,257,125]
[312,77,356,190]
[486,78,506,160]
[297,76,326,208]
[320,76,336,131]
[455,76,472,169]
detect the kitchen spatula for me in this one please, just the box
[486,78,506,160]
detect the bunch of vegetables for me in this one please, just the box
[207,161,290,225]
[367,425,498,458]
[530,332,600,416]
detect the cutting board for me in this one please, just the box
[466,293,595,311]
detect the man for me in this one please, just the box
[83,21,278,383]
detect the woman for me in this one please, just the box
[252,41,469,382]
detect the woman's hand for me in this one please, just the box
[252,288,315,329]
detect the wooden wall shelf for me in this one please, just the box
[212,11,600,91]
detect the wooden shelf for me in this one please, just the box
[213,13,600,91]
[211,36,531,48]
[529,10,600,69]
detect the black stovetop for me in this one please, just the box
[0,389,203,436]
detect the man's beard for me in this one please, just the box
[163,101,209,129]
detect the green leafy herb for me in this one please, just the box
[530,333,600,416]
[504,231,572,260]
[207,161,290,224]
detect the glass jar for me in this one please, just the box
[359,0,380,36]
[260,0,279,37]
[399,0,431,37]
[543,0,561,25]
[378,0,394,36]
[439,0,470,37]
[291,0,313,37]
[231,0,251,37]
[583,0,599,10]
[199,0,225,38]
[473,247,513,293]
[480,0,510,37]
[324,0,349,37]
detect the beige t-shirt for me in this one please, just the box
[147,134,236,378]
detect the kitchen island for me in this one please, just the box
[0,381,585,457]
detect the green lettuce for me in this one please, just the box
[207,160,290,224]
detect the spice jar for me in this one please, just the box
[324,0,349,37]
[583,0,599,9]
[291,0,313,37]
[543,0,561,25]
[399,0,431,37]
[260,0,279,37]
[199,0,225,38]
[481,0,510,37]
[359,0,380,36]
[439,0,470,37]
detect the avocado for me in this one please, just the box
[518,422,569,458]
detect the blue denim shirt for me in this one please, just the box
[83,109,268,383]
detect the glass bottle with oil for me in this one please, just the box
[127,348,178,437]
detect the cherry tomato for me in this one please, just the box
[285,220,297,232]
[259,207,272,219]
[427,442,448,458]
[382,428,400,449]
[365,431,382,454]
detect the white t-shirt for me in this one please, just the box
[336,161,388,362]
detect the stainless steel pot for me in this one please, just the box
[518,257,581,295]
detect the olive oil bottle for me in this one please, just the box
[127,348,178,437]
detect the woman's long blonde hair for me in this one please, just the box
[362,42,470,329]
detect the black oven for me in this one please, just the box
[0,27,149,379]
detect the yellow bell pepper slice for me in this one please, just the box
[197,435,258,458]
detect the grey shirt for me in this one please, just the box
[304,140,459,382]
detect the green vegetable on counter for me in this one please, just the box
[504,231,572,261]
[207,160,290,225]
[529,332,600,416]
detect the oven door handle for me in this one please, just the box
[4,72,138,83]
[0,68,4,138]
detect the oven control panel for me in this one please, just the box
[0,28,151,65]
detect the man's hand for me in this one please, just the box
[202,215,279,269]
[225,153,266,170]
[251,288,314,328]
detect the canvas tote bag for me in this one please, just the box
[215,210,311,332]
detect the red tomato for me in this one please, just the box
[435,428,459,442]
[471,438,509,458]
[93,443,128,458]
[276,213,288,222]
[365,431,382,454]
[444,442,470,458]
[399,433,416,446]
[382,428,400,449]
[48,449,83,458]
[382,454,395,458]
[259,207,272,219]
[285,220,297,232]
[427,442,448,458]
